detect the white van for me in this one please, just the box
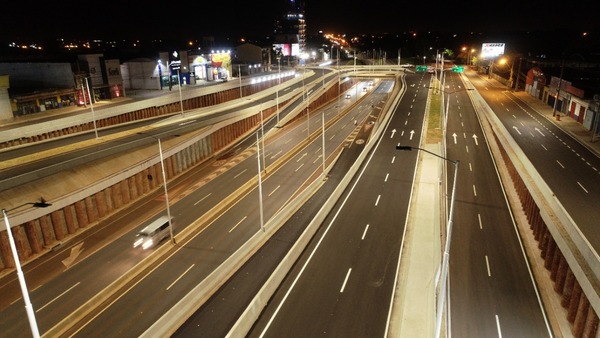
[133,215,172,250]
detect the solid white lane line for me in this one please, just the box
[340,268,352,293]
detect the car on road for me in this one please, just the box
[345,94,351,99]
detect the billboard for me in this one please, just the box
[481,43,505,59]
[273,43,300,57]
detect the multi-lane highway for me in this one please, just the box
[466,71,600,251]
[443,71,552,337]
[0,70,393,336]
[247,71,427,337]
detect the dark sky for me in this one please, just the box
[2,0,597,41]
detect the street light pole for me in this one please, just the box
[321,111,325,172]
[396,145,459,338]
[260,103,266,172]
[238,64,243,98]
[176,69,184,116]
[157,138,176,245]
[84,77,99,139]
[2,201,52,338]
[256,132,265,232]
[276,57,281,124]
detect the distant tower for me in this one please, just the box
[274,0,306,59]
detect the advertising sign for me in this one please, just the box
[481,43,505,59]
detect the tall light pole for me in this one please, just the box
[176,69,184,116]
[84,77,99,139]
[238,64,243,98]
[321,111,326,172]
[157,138,176,245]
[276,57,281,124]
[396,145,459,338]
[259,102,266,172]
[2,200,52,338]
[306,90,310,138]
[552,60,565,117]
[256,132,265,232]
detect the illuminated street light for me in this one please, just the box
[2,200,52,338]
[396,145,459,338]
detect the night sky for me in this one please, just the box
[2,0,596,42]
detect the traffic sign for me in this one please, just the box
[452,66,464,73]
[416,65,427,72]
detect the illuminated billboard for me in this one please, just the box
[481,43,505,59]
[273,43,300,57]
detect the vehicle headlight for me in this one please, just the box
[142,240,153,250]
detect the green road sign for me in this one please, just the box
[452,66,464,72]
[416,65,427,72]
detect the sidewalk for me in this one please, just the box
[512,91,600,157]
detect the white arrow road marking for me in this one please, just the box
[391,129,396,138]
[452,133,458,144]
[472,134,479,146]
[62,242,84,268]
[409,130,415,140]
[513,126,521,135]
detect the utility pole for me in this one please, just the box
[552,60,565,117]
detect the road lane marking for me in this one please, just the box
[234,169,247,179]
[38,282,80,312]
[577,182,589,193]
[541,144,548,151]
[362,224,370,240]
[485,255,491,276]
[166,264,195,290]
[295,163,304,172]
[269,185,281,197]
[194,193,212,205]
[340,268,352,293]
[556,160,565,169]
[478,213,483,229]
[469,163,473,171]
[496,314,503,338]
[375,195,381,206]
[473,185,477,197]
[391,156,395,164]
[384,173,389,182]
[229,216,247,232]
